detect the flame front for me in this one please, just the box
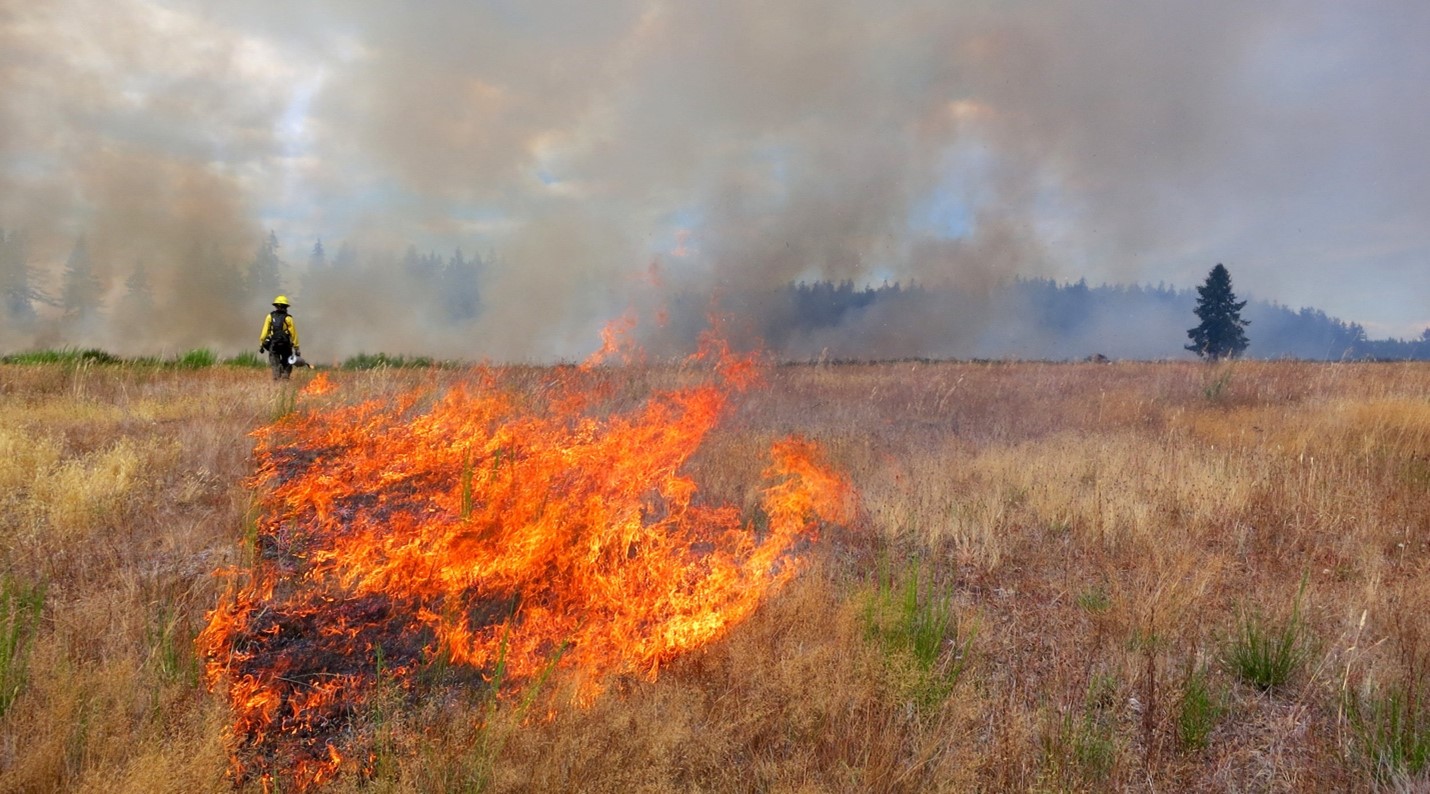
[199,337,852,788]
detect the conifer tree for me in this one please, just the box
[440,247,482,322]
[333,242,357,270]
[60,236,104,323]
[1186,263,1250,360]
[115,260,154,330]
[296,239,327,304]
[247,231,283,304]
[169,242,249,343]
[309,239,327,271]
[0,229,50,327]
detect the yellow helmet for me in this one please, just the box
[272,295,290,307]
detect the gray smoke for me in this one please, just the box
[2,0,1427,359]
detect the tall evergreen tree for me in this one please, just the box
[169,241,249,344]
[247,231,284,303]
[440,247,482,322]
[0,229,49,327]
[114,260,154,330]
[309,239,327,271]
[333,241,357,270]
[296,239,328,303]
[1186,263,1250,360]
[60,236,104,324]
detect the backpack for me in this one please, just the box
[267,310,292,351]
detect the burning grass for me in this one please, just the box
[199,341,853,788]
[0,357,1426,791]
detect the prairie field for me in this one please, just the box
[0,358,1427,792]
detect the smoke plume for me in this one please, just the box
[2,0,1427,358]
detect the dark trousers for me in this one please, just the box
[268,348,294,380]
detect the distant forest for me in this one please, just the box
[2,227,1426,360]
[0,230,488,356]
[653,279,1430,361]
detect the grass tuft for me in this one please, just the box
[147,603,199,686]
[341,352,442,370]
[861,559,974,710]
[1,347,121,365]
[1077,584,1111,615]
[1346,683,1430,783]
[224,350,266,368]
[1041,674,1121,787]
[1223,575,1313,692]
[1202,364,1236,402]
[1177,663,1224,752]
[0,573,46,717]
[174,348,217,369]
[271,382,299,420]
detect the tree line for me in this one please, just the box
[1,230,1423,361]
[654,272,1429,361]
[0,229,487,353]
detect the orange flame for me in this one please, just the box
[200,332,852,788]
[300,371,336,396]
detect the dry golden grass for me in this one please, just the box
[0,359,1426,792]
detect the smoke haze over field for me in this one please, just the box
[1,0,1428,359]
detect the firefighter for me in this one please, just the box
[258,295,301,380]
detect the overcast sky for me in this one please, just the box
[2,0,1426,354]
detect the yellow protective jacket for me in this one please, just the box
[259,311,300,349]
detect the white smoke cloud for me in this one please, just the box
[2,0,1427,356]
